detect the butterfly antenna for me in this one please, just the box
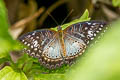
[61,9,74,25]
[47,11,59,26]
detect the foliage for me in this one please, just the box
[0,0,22,59]
[51,9,90,31]
[0,66,27,80]
[112,0,120,7]
[0,0,27,80]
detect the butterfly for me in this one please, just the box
[18,20,107,69]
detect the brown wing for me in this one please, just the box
[63,21,107,65]
[19,29,64,69]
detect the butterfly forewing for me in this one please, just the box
[64,21,107,44]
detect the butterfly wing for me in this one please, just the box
[63,21,107,64]
[41,36,64,69]
[19,29,63,69]
[63,33,86,65]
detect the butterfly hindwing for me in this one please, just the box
[41,37,64,69]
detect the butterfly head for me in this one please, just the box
[57,26,62,31]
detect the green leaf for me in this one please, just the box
[16,54,29,69]
[0,66,28,80]
[67,20,120,80]
[0,0,8,32]
[51,9,90,31]
[0,58,9,65]
[34,74,65,80]
[26,63,66,80]
[23,59,33,73]
[77,9,90,21]
[112,0,120,7]
[0,0,22,58]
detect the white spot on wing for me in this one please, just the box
[33,40,38,47]
[41,39,46,45]
[24,42,27,45]
[31,45,33,48]
[88,30,93,37]
[90,37,94,40]
[22,40,24,42]
[91,26,94,28]
[87,41,89,44]
[80,34,85,37]
[30,37,33,39]
[86,22,91,25]
[36,36,39,39]
[27,35,31,38]
[34,48,37,51]
[100,25,103,27]
[27,50,30,53]
[99,28,102,30]
[27,44,30,46]
[39,50,41,53]
[85,27,88,30]
[94,33,96,36]
[93,23,98,25]
[31,52,35,55]
[32,31,36,35]
[96,30,99,33]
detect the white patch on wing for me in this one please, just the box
[64,34,86,57]
[33,40,38,47]
[43,38,62,59]
[86,22,91,25]
[88,30,93,37]
[41,38,46,45]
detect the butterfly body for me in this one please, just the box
[19,21,107,69]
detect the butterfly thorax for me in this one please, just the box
[57,26,66,57]
[57,26,62,37]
